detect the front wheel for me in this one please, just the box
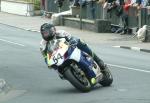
[99,67,113,86]
[64,67,91,92]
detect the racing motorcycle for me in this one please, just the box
[45,38,113,92]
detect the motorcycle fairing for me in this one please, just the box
[47,39,69,66]
[67,47,96,78]
[46,38,96,78]
[68,47,81,62]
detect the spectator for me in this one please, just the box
[118,0,132,34]
[99,0,123,33]
[57,0,65,8]
[98,0,118,13]
[148,0,150,5]
[72,0,80,6]
[121,0,130,34]
[90,0,96,19]
[107,0,134,34]
[72,0,87,7]
[41,0,45,10]
[41,0,46,17]
[101,0,117,9]
[136,0,148,7]
[131,0,136,5]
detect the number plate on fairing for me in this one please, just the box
[47,41,69,66]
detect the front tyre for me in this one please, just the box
[99,67,113,86]
[64,68,91,92]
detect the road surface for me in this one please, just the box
[0,24,150,103]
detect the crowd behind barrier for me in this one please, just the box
[44,0,70,13]
[43,0,150,29]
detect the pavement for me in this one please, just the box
[0,12,150,53]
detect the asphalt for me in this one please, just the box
[0,12,150,53]
[0,12,150,103]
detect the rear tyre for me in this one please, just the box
[64,67,91,92]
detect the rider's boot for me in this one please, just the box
[92,53,107,71]
[89,53,107,84]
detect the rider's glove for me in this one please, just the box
[69,37,79,46]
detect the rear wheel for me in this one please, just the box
[64,67,91,92]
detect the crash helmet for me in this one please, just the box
[40,23,56,41]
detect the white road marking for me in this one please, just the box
[0,38,25,47]
[113,46,120,48]
[107,63,150,73]
[131,47,140,51]
[0,38,149,73]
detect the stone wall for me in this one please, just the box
[1,0,34,16]
[63,17,111,33]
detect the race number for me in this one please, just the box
[53,53,63,64]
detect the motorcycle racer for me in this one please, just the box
[40,23,107,84]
